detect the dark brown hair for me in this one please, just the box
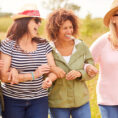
[46,8,79,41]
[6,17,46,44]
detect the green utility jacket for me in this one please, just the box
[48,40,94,108]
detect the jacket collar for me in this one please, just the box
[50,39,83,67]
[50,39,81,52]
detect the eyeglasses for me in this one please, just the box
[34,18,41,24]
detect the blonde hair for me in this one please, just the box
[109,20,118,47]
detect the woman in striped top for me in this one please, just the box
[0,4,57,118]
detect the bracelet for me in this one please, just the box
[31,72,35,80]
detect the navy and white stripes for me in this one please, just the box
[0,39,52,99]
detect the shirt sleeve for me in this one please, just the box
[45,42,52,54]
[0,39,13,56]
[90,33,108,63]
[78,42,94,81]
[84,42,94,65]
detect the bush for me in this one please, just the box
[80,14,108,38]
[0,16,12,32]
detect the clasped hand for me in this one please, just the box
[34,64,50,78]
[8,64,50,85]
[86,64,98,77]
[50,66,81,80]
[42,67,82,89]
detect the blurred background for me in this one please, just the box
[0,0,113,118]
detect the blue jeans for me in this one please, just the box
[48,108,53,118]
[50,102,91,118]
[2,95,48,118]
[0,101,1,116]
[99,104,118,118]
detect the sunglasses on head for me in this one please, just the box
[34,18,41,24]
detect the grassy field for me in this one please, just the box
[0,16,106,118]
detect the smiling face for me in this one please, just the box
[27,18,41,38]
[58,20,74,41]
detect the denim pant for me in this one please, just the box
[99,104,118,118]
[2,95,48,118]
[50,102,91,118]
[0,101,1,116]
[48,108,53,118]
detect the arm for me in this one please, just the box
[0,52,35,83]
[0,60,4,70]
[77,43,95,81]
[47,52,66,78]
[85,64,98,78]
[90,33,108,63]
[1,52,13,82]
[46,52,57,82]
[0,53,4,79]
[42,52,58,89]
[1,52,50,83]
[84,33,108,77]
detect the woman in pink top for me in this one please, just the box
[87,0,118,117]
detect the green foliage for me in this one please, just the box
[42,0,80,11]
[0,16,12,32]
[0,12,13,17]
[80,13,108,38]
[38,19,46,37]
[87,72,101,118]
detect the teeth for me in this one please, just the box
[66,35,75,40]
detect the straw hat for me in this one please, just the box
[104,0,118,27]
[11,4,41,20]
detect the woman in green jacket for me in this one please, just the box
[44,8,96,118]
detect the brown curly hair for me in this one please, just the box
[46,8,79,41]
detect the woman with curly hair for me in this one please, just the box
[44,8,96,118]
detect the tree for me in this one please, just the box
[42,0,80,12]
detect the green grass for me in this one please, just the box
[87,76,101,118]
[0,17,13,32]
[0,32,6,40]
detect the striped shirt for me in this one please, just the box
[0,39,52,99]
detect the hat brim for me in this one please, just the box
[11,14,42,20]
[104,7,118,27]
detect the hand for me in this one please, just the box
[34,64,50,78]
[42,77,52,89]
[0,60,4,70]
[50,66,66,78]
[66,70,81,80]
[8,68,19,85]
[86,65,98,77]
